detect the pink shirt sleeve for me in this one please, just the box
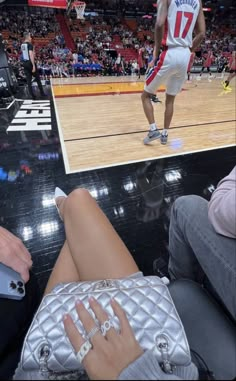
[208,166,236,238]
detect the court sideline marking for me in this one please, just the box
[51,80,71,174]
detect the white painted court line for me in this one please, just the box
[66,143,236,175]
[7,123,52,132]
[51,81,70,175]
[14,99,49,102]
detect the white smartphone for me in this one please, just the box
[0,263,25,300]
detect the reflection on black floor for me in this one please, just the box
[0,87,235,295]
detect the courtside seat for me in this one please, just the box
[169,280,236,380]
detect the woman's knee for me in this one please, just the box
[65,188,92,212]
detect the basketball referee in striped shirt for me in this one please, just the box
[21,32,46,100]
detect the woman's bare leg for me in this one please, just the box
[45,189,139,292]
[44,241,80,294]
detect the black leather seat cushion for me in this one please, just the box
[169,280,236,380]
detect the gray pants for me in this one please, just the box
[169,195,236,320]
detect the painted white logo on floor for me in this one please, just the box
[7,100,51,131]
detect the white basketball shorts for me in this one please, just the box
[145,47,191,96]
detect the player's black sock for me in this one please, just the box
[225,80,229,87]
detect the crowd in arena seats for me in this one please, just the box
[69,16,143,76]
[0,9,58,38]
[0,4,235,79]
[84,0,154,13]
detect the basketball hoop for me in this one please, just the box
[73,1,86,19]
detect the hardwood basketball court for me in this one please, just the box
[52,76,235,174]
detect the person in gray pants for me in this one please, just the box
[169,166,236,320]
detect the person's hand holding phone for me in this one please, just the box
[0,227,32,283]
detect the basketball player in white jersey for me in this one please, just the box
[142,0,205,145]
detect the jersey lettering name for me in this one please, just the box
[175,0,198,10]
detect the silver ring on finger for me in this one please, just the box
[100,319,114,337]
[77,340,92,364]
[87,325,100,341]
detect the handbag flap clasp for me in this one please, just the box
[93,280,116,291]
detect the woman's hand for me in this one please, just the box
[64,298,144,380]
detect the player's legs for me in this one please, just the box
[199,65,204,77]
[45,189,139,294]
[138,65,141,79]
[33,65,46,97]
[141,90,156,124]
[223,71,235,90]
[207,66,212,76]
[141,90,162,144]
[164,94,175,129]
[142,51,170,144]
[229,72,236,83]
[23,62,34,99]
[161,48,190,145]
[161,94,176,145]
[206,66,212,82]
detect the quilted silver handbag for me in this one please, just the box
[19,276,191,379]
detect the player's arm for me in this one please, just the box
[191,0,206,52]
[154,0,168,60]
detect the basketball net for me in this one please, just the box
[73,1,86,19]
